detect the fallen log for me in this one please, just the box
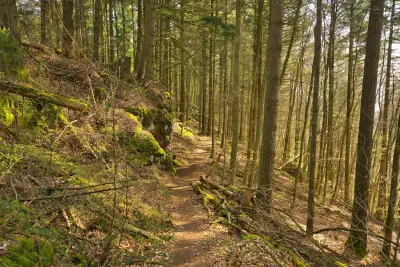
[122,224,163,242]
[0,81,88,111]
[200,176,235,198]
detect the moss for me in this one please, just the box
[124,106,154,129]
[1,238,55,267]
[290,253,307,267]
[173,159,184,167]
[118,130,165,158]
[0,97,15,126]
[181,127,195,138]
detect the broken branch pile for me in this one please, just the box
[192,176,348,266]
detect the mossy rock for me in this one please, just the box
[124,107,173,148]
[118,130,165,158]
[124,106,155,129]
[1,238,55,267]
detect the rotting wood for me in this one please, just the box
[0,81,88,111]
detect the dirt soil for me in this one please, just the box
[168,135,228,267]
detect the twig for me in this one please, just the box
[20,184,135,202]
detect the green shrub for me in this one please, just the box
[0,238,55,267]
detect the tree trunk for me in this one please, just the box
[376,0,395,222]
[93,0,102,61]
[179,0,186,123]
[258,0,284,209]
[344,2,355,203]
[41,0,50,45]
[0,0,19,40]
[306,0,322,235]
[382,50,399,258]
[229,0,242,186]
[134,0,142,71]
[280,0,302,81]
[108,0,114,64]
[62,0,74,58]
[347,0,385,256]
[324,0,336,203]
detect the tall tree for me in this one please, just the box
[306,0,322,234]
[62,0,74,58]
[93,0,102,61]
[344,1,355,203]
[0,0,19,40]
[179,0,186,123]
[258,0,284,208]
[229,0,242,186]
[376,0,395,221]
[41,0,50,45]
[347,0,385,256]
[134,0,143,71]
[382,70,399,260]
[137,0,156,83]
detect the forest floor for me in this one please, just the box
[168,132,229,266]
[166,126,394,266]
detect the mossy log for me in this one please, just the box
[200,176,235,197]
[122,224,163,242]
[0,81,88,111]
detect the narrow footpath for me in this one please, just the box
[168,136,224,266]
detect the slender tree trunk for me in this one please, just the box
[283,63,299,162]
[93,0,102,61]
[292,61,313,208]
[201,37,208,134]
[108,0,114,64]
[324,0,336,203]
[383,52,399,259]
[41,0,50,45]
[229,0,242,186]
[121,1,127,59]
[179,0,186,123]
[306,0,322,235]
[280,0,302,81]
[258,0,284,209]
[376,0,395,222]
[143,0,156,83]
[344,2,355,203]
[134,0,142,71]
[62,0,74,58]
[348,0,385,256]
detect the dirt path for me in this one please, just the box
[168,136,222,266]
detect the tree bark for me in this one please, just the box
[348,0,385,256]
[306,0,322,235]
[134,0,142,71]
[376,0,395,222]
[62,0,74,58]
[344,2,355,203]
[229,0,242,186]
[382,49,399,258]
[0,0,19,40]
[258,0,284,209]
[179,0,186,123]
[93,0,102,61]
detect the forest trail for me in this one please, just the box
[169,135,221,266]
